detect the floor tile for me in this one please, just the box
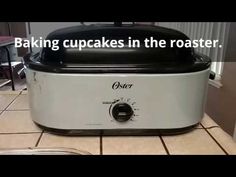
[0,91,21,95]
[201,113,219,128]
[21,90,28,95]
[103,136,166,155]
[208,128,236,155]
[0,94,18,110]
[7,94,29,110]
[163,129,225,155]
[38,133,100,155]
[0,111,41,133]
[0,133,41,148]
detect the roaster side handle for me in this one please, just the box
[209,71,216,80]
[23,52,40,68]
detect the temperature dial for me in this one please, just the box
[112,103,134,122]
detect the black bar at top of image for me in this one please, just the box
[0,2,236,22]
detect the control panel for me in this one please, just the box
[103,98,139,123]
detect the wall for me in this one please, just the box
[206,22,236,136]
[0,22,27,56]
[10,22,28,56]
[0,22,10,35]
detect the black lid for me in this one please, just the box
[25,24,211,73]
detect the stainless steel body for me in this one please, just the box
[26,68,210,130]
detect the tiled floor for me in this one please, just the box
[103,136,166,155]
[0,91,236,155]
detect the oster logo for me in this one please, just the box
[112,81,133,90]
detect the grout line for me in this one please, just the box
[100,136,103,155]
[159,136,170,155]
[0,132,42,135]
[35,131,44,147]
[0,93,21,115]
[5,109,30,111]
[200,123,228,155]
[195,126,220,130]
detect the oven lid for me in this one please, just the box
[25,24,211,73]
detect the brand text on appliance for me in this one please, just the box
[112,82,133,90]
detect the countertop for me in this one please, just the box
[0,90,236,155]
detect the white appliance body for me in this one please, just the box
[26,68,210,131]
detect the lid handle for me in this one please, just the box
[114,22,122,27]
